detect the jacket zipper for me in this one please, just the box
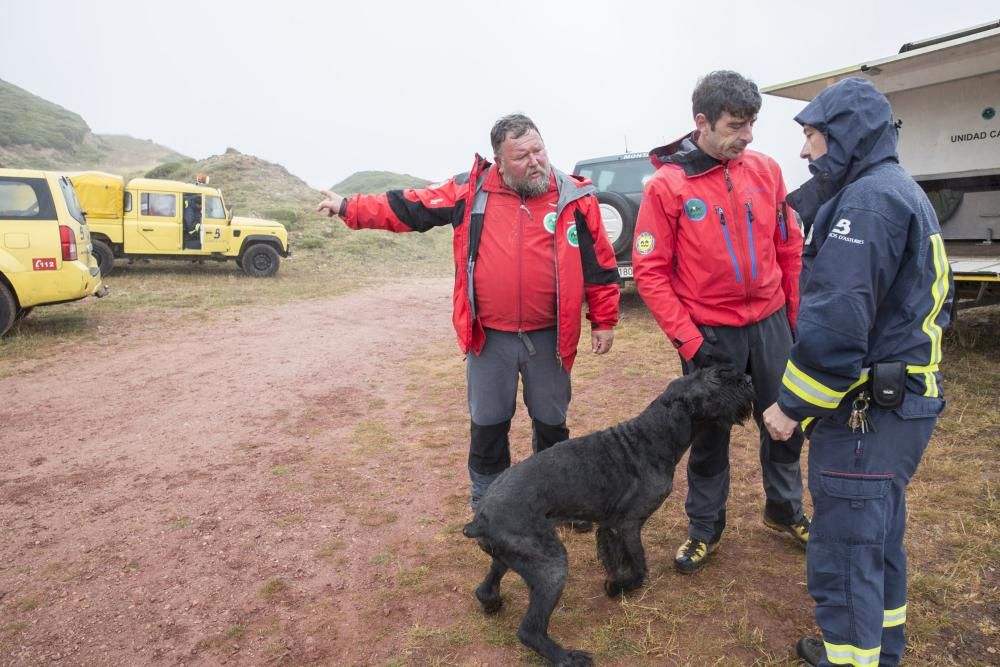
[552,203,562,367]
[716,206,743,283]
[518,200,528,338]
[745,201,758,281]
[724,164,753,310]
[778,201,789,241]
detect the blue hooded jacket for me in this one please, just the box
[777,78,954,422]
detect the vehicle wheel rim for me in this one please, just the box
[253,254,271,271]
[598,203,624,245]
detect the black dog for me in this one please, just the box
[462,366,754,666]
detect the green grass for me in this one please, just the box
[259,577,289,602]
[0,78,90,152]
[331,170,430,195]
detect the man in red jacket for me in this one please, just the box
[633,71,808,573]
[318,114,620,517]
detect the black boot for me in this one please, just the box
[796,637,824,666]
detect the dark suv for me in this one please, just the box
[573,153,655,280]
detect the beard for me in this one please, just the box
[501,165,551,198]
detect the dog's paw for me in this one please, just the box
[604,577,624,598]
[557,650,593,666]
[474,588,502,615]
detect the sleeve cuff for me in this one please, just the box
[338,198,349,218]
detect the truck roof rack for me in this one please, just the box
[899,19,999,53]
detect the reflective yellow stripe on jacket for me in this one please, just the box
[782,362,869,410]
[919,234,950,397]
[785,362,939,414]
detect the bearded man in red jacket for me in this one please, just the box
[633,71,808,573]
[319,114,620,518]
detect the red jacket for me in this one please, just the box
[342,155,620,371]
[633,134,802,361]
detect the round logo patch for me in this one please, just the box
[566,224,579,248]
[684,198,708,221]
[983,107,996,121]
[635,231,655,255]
[543,212,557,234]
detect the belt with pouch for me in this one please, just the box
[802,361,928,437]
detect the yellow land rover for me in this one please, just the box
[71,172,290,277]
[0,169,106,336]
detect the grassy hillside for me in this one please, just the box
[331,170,430,195]
[0,76,449,275]
[0,78,186,175]
[0,79,90,152]
[145,149,451,268]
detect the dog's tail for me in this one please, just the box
[462,516,486,539]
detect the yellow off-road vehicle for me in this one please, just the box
[72,172,290,277]
[0,169,106,336]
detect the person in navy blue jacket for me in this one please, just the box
[763,78,954,667]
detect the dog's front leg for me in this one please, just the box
[474,557,507,614]
[619,520,648,592]
[598,520,647,597]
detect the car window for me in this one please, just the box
[59,176,87,225]
[577,159,655,195]
[140,192,177,217]
[0,177,57,220]
[205,196,226,219]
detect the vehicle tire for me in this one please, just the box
[93,239,115,277]
[596,191,637,257]
[241,244,280,277]
[0,284,16,337]
[15,306,33,321]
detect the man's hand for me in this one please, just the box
[592,329,614,355]
[763,403,799,441]
[692,340,733,368]
[318,191,346,218]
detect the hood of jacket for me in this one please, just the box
[795,77,899,191]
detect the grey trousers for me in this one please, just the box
[681,307,805,543]
[466,328,571,508]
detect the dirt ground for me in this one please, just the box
[0,278,848,666]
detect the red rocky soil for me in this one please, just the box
[1,278,817,666]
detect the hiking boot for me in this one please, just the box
[674,537,719,574]
[796,637,824,666]
[763,511,810,549]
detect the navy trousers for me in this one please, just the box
[807,392,942,666]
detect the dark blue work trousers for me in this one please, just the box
[807,393,942,666]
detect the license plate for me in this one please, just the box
[618,265,633,279]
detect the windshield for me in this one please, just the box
[576,159,655,195]
[205,195,226,219]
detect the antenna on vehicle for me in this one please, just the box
[624,135,630,153]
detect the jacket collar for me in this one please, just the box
[649,131,724,177]
[477,164,595,215]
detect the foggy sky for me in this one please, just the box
[1,0,995,190]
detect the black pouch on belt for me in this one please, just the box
[871,361,906,409]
